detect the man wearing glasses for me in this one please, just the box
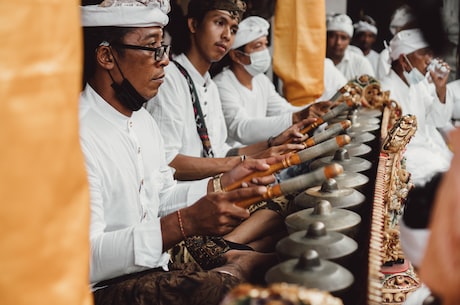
[80,1,278,304]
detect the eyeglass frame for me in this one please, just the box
[111,43,170,61]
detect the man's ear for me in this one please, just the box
[228,49,239,62]
[187,17,197,34]
[96,46,115,69]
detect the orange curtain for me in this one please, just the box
[0,2,91,305]
[273,0,326,106]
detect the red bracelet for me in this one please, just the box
[176,209,187,239]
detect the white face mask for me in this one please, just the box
[242,48,271,76]
[402,54,426,85]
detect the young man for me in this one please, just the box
[144,0,315,181]
[326,13,375,80]
[80,1,278,304]
[352,15,379,73]
[213,16,343,147]
[144,0,327,269]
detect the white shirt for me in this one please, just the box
[335,48,375,81]
[213,59,347,147]
[448,79,460,122]
[145,54,231,161]
[80,85,208,286]
[365,49,380,75]
[214,68,300,146]
[380,71,453,186]
[321,58,348,100]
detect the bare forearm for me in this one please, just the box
[238,141,269,157]
[436,87,447,104]
[160,211,184,251]
[170,154,240,180]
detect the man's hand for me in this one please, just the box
[220,156,282,189]
[183,185,269,236]
[429,59,450,103]
[292,101,334,123]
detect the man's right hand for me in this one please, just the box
[182,185,269,237]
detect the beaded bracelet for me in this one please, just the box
[176,209,187,239]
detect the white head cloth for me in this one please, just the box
[354,20,378,35]
[389,28,429,61]
[389,5,416,35]
[232,16,269,49]
[81,0,170,27]
[326,13,354,38]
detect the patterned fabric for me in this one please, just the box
[93,262,240,305]
[247,194,296,218]
[172,60,214,158]
[169,195,296,268]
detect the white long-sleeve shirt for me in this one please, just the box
[335,48,375,81]
[380,71,453,186]
[79,85,208,286]
[365,49,380,75]
[214,59,347,147]
[145,53,231,160]
[214,68,300,146]
[448,79,460,122]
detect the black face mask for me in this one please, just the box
[111,78,147,112]
[108,54,147,112]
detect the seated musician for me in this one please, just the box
[144,0,327,181]
[79,1,281,304]
[213,16,344,148]
[380,28,453,188]
[143,0,339,264]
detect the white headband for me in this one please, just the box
[389,28,429,61]
[232,16,269,49]
[81,0,170,27]
[354,21,378,35]
[327,14,354,38]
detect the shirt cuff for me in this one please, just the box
[186,178,209,204]
[133,221,170,269]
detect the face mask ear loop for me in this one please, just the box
[107,69,117,83]
[236,50,251,65]
[107,46,128,81]
[403,54,416,72]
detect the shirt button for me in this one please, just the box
[138,147,141,154]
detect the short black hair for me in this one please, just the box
[169,0,246,55]
[82,26,134,86]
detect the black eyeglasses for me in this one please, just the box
[112,43,170,61]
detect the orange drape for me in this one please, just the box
[0,2,91,305]
[273,0,326,106]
